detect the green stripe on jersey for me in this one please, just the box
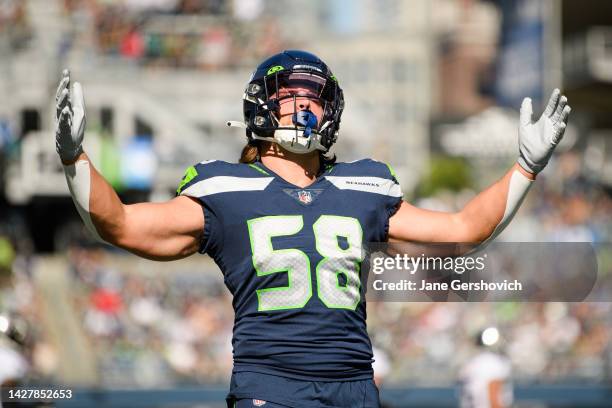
[385,162,397,179]
[248,163,270,176]
[177,166,198,194]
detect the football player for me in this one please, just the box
[459,328,513,408]
[55,50,570,407]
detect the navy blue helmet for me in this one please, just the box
[242,50,344,153]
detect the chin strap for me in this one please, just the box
[227,109,327,153]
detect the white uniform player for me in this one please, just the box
[459,331,513,408]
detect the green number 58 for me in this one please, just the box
[247,215,363,311]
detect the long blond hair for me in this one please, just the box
[239,142,259,164]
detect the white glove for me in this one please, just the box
[517,88,571,175]
[55,69,86,163]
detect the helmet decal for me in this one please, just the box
[266,65,285,75]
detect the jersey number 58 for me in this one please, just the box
[247,215,363,311]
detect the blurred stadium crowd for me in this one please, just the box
[59,0,287,69]
[0,0,611,396]
[0,0,32,51]
[69,247,234,386]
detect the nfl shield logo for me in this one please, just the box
[298,190,312,204]
[252,400,266,406]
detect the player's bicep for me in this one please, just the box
[117,196,204,260]
[388,200,466,242]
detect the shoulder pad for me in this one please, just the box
[176,160,273,198]
[325,159,402,198]
[331,159,398,181]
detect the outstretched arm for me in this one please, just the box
[388,164,533,243]
[389,89,571,244]
[55,70,204,260]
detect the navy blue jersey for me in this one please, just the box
[177,159,402,381]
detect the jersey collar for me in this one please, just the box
[252,160,333,189]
